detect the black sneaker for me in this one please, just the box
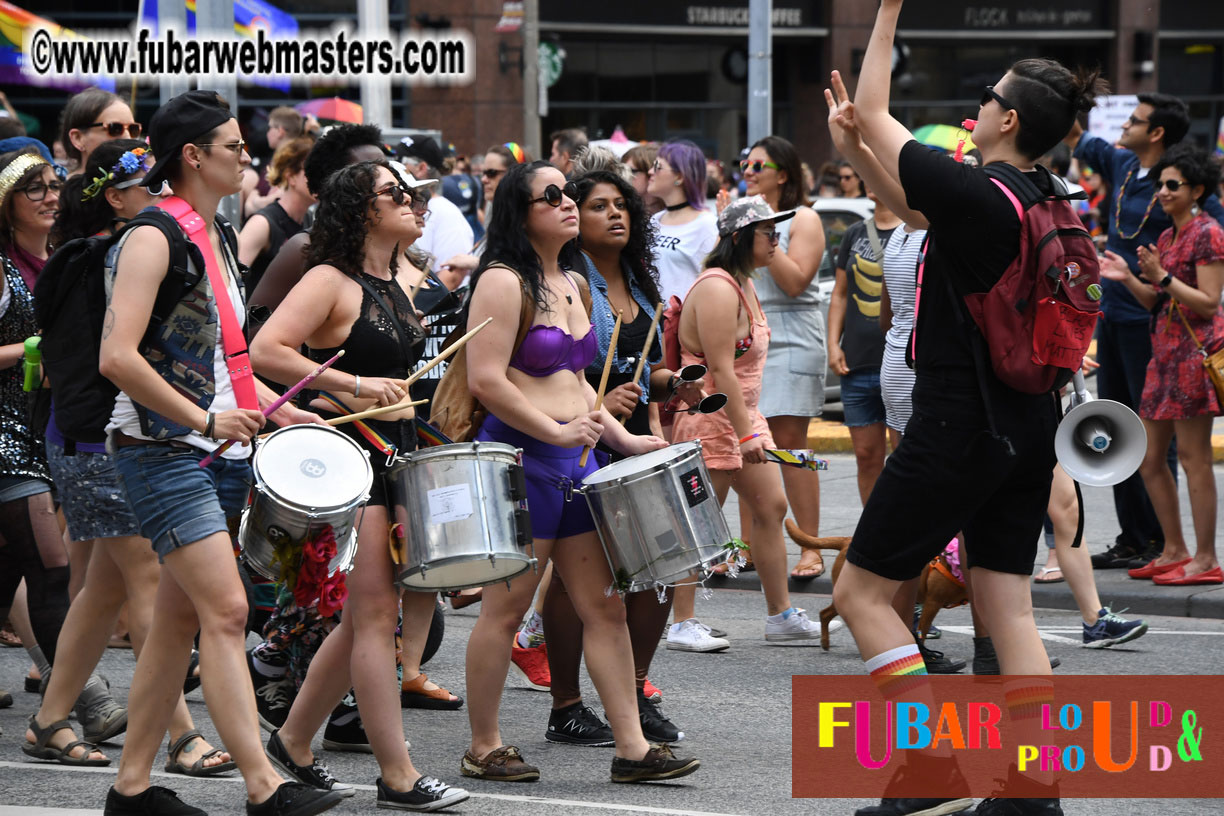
[256,678,295,732]
[637,689,684,743]
[973,637,1059,674]
[266,730,355,798]
[918,641,965,674]
[246,781,343,816]
[610,743,700,783]
[104,785,207,816]
[1090,538,1144,569]
[545,701,615,746]
[854,753,972,815]
[376,776,470,812]
[972,799,1063,815]
[322,701,412,753]
[1124,541,1164,569]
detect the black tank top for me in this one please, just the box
[245,201,303,295]
[307,271,427,379]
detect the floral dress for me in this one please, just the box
[1140,214,1224,420]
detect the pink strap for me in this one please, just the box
[157,196,258,410]
[685,269,754,317]
[990,178,1025,221]
[910,237,928,363]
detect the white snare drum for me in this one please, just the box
[239,424,372,580]
[388,441,534,591]
[578,441,731,593]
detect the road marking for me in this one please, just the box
[0,809,103,816]
[0,762,749,816]
[935,625,1080,645]
[936,624,1224,638]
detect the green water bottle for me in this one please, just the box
[22,336,41,391]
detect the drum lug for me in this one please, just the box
[514,508,532,549]
[508,463,528,503]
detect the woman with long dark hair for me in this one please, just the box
[460,160,698,783]
[251,159,469,810]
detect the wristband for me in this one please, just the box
[666,374,679,392]
[353,374,362,397]
[204,412,215,440]
[739,433,761,445]
[1158,273,1173,289]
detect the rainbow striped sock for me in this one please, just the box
[865,643,929,698]
[1003,679,1054,723]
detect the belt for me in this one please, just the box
[111,430,195,450]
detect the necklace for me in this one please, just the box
[1113,165,1160,240]
[665,202,689,212]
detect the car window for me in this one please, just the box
[817,210,866,281]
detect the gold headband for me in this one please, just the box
[0,153,50,208]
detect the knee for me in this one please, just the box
[350,595,401,635]
[579,595,628,631]
[752,495,788,526]
[199,592,249,638]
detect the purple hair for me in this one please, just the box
[657,139,708,211]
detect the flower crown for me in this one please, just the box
[81,147,151,202]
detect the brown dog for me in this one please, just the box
[784,520,968,649]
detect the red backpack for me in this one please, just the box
[918,163,1101,394]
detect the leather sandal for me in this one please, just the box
[164,729,236,776]
[22,716,110,766]
[401,673,464,710]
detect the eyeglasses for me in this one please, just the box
[739,159,779,174]
[112,177,169,196]
[482,168,504,180]
[88,121,142,138]
[19,180,65,202]
[194,140,247,154]
[1157,179,1187,192]
[409,191,431,212]
[980,86,1021,119]
[756,229,779,245]
[529,181,579,208]
[651,160,670,173]
[1125,115,1150,128]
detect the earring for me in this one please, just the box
[674,180,681,187]
[1192,203,1202,217]
[194,163,200,170]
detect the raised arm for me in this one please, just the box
[852,0,914,182]
[763,209,825,297]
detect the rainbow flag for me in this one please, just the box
[0,1,114,91]
[415,419,453,449]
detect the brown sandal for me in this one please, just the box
[22,716,110,766]
[401,672,464,710]
[164,729,236,777]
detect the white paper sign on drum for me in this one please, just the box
[428,484,474,524]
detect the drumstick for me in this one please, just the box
[618,303,663,426]
[580,310,622,467]
[325,398,428,427]
[199,350,345,467]
[400,316,493,389]
[409,271,428,302]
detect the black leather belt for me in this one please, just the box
[111,430,195,450]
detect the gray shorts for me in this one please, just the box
[46,438,141,542]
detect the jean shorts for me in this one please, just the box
[111,442,252,562]
[46,439,140,542]
[840,368,887,428]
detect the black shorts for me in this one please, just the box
[847,375,1058,580]
[331,417,417,509]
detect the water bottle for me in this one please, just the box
[22,336,41,391]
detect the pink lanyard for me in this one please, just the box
[157,196,258,410]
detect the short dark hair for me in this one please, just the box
[58,88,124,163]
[1040,143,1072,177]
[51,138,146,245]
[550,127,587,158]
[1136,93,1191,148]
[1151,143,1221,207]
[1006,59,1108,160]
[751,135,810,210]
[303,123,384,196]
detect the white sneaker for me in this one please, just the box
[764,608,825,642]
[666,619,730,652]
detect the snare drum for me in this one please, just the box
[578,441,731,593]
[239,424,372,580]
[387,441,534,591]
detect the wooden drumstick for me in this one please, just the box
[258,398,432,438]
[580,310,622,467]
[400,316,492,389]
[618,303,663,427]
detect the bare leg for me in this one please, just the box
[834,562,910,658]
[722,463,792,615]
[968,569,1051,675]
[1137,419,1189,564]
[1173,416,1219,576]
[768,415,824,576]
[848,422,890,506]
[400,591,456,702]
[1047,466,1102,622]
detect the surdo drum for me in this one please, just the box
[388,441,534,591]
[577,441,732,593]
[239,424,372,579]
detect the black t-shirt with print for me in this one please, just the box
[836,219,895,373]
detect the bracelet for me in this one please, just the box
[739,433,761,445]
[204,412,215,440]
[1159,273,1174,289]
[666,374,679,392]
[353,374,362,397]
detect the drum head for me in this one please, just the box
[255,425,372,509]
[583,441,700,485]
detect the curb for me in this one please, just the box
[708,570,1224,620]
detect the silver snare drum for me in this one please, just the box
[388,441,534,591]
[579,441,731,593]
[239,424,372,580]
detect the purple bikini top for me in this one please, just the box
[510,323,598,377]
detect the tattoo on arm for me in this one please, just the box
[101,307,115,339]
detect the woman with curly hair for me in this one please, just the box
[238,136,315,294]
[460,160,698,783]
[539,169,706,747]
[250,160,470,810]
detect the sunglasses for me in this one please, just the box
[739,159,779,174]
[19,180,65,202]
[980,86,1021,119]
[88,121,142,138]
[1125,115,1150,128]
[112,177,169,196]
[482,168,504,180]
[529,181,579,208]
[370,184,411,206]
[194,139,248,154]
[757,229,779,244]
[839,173,857,181]
[1157,179,1188,192]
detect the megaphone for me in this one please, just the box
[1055,372,1147,487]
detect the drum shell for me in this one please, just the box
[239,425,372,580]
[388,441,533,591]
[581,442,731,593]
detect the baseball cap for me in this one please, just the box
[142,90,235,188]
[387,159,439,192]
[716,194,795,237]
[396,135,445,171]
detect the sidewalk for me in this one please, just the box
[711,452,1224,620]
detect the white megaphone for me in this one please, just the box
[1055,371,1147,487]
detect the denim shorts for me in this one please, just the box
[0,475,52,503]
[111,442,252,562]
[46,439,140,542]
[840,368,887,428]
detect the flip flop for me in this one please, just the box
[22,716,110,766]
[1034,566,1064,584]
[163,729,236,777]
[401,673,464,710]
[790,550,825,580]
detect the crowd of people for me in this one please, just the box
[2,3,1224,813]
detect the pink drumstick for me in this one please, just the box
[199,349,345,467]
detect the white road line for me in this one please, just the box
[0,809,103,816]
[936,624,1224,638]
[0,762,749,816]
[935,625,1081,645]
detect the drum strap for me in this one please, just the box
[316,392,396,459]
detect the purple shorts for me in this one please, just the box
[476,414,597,541]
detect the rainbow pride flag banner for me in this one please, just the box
[0,1,114,90]
[764,449,829,471]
